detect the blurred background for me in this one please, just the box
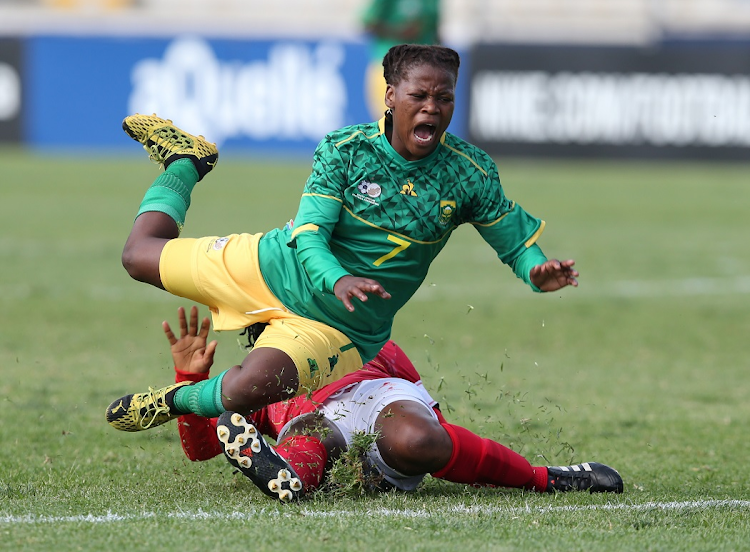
[1,0,749,161]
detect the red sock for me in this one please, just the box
[275,435,328,490]
[431,423,549,492]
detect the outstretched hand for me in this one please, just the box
[529,259,579,292]
[333,275,392,312]
[163,305,218,374]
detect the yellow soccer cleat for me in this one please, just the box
[122,113,218,181]
[105,381,193,432]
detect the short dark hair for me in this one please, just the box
[382,44,460,86]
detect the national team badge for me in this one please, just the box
[439,200,456,225]
[358,181,382,198]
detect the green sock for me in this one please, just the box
[135,159,199,232]
[173,369,228,417]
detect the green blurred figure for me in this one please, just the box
[362,0,441,119]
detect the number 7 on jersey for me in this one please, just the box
[374,235,411,266]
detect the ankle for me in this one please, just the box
[164,158,199,190]
[525,467,549,493]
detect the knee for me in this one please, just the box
[220,354,299,413]
[221,369,278,412]
[377,416,452,475]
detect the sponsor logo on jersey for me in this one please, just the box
[439,200,456,225]
[400,180,417,196]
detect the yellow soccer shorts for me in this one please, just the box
[159,233,363,393]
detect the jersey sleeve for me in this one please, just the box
[470,161,545,267]
[287,138,351,293]
[508,243,547,291]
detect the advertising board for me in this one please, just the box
[24,35,467,153]
[469,43,750,160]
[0,37,23,143]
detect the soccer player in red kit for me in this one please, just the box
[155,307,622,502]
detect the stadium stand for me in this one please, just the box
[1,0,750,44]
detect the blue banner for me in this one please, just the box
[25,35,468,154]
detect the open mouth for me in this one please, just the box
[414,123,437,144]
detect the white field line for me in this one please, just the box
[2,500,750,525]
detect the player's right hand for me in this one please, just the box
[333,275,391,312]
[163,305,218,374]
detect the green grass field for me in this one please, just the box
[1,149,749,551]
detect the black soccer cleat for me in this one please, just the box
[546,462,623,493]
[217,411,304,502]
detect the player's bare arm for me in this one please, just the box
[529,259,579,292]
[333,275,392,312]
[163,305,218,374]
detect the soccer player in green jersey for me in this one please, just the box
[107,45,580,484]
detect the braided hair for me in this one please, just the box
[382,44,460,87]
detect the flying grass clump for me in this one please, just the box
[318,431,388,498]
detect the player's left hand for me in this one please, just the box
[529,259,579,292]
[163,305,218,374]
[333,275,392,312]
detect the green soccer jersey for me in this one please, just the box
[258,119,545,363]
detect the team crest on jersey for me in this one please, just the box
[438,200,456,225]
